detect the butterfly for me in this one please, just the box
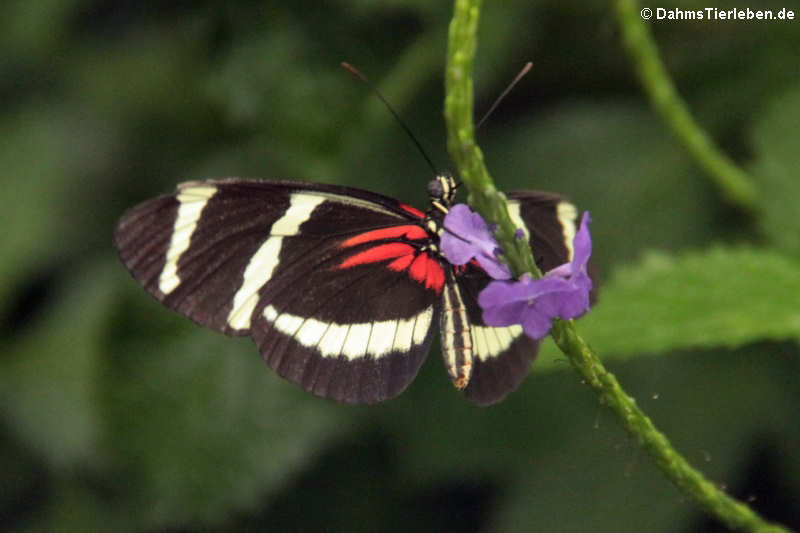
[114,174,578,405]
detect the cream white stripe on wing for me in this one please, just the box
[470,324,523,361]
[507,200,529,243]
[367,321,398,357]
[472,325,489,361]
[342,323,372,359]
[508,200,578,261]
[159,185,218,294]
[495,326,514,349]
[392,314,420,353]
[264,305,302,335]
[226,194,325,330]
[319,323,349,357]
[484,326,501,360]
[412,309,432,346]
[263,304,434,361]
[557,202,578,261]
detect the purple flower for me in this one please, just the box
[478,212,593,339]
[441,204,512,280]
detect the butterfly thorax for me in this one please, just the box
[422,173,457,250]
[426,172,457,215]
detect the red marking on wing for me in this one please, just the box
[427,257,445,291]
[388,254,415,271]
[338,243,414,268]
[400,204,425,219]
[468,258,486,273]
[454,259,486,277]
[341,225,427,247]
[335,219,445,293]
[408,255,428,284]
[339,245,445,294]
[407,254,445,292]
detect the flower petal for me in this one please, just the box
[480,254,513,280]
[520,306,554,339]
[476,210,594,340]
[571,211,592,270]
[482,298,529,328]
[441,204,511,279]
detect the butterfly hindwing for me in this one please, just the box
[448,264,535,406]
[456,192,579,405]
[507,191,577,271]
[251,254,439,403]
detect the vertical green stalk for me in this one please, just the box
[445,1,789,531]
[444,0,540,279]
[549,320,789,533]
[615,0,760,213]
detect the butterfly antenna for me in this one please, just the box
[341,61,439,177]
[476,61,533,129]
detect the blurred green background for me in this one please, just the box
[2,0,799,531]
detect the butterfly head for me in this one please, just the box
[427,172,457,213]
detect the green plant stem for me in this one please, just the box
[443,0,540,279]
[444,1,789,531]
[615,0,760,214]
[550,320,789,533]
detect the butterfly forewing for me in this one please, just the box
[115,179,442,403]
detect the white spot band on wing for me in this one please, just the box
[509,200,578,262]
[557,202,578,261]
[263,304,434,361]
[470,325,523,361]
[507,200,529,243]
[159,185,218,294]
[226,193,326,331]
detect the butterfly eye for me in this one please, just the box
[427,178,445,200]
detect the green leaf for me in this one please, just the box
[485,100,724,274]
[0,0,78,61]
[538,246,800,368]
[0,260,119,469]
[100,323,356,529]
[0,108,89,307]
[499,344,800,533]
[751,84,800,257]
[29,481,137,533]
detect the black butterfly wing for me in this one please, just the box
[115,179,442,403]
[460,191,579,406]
